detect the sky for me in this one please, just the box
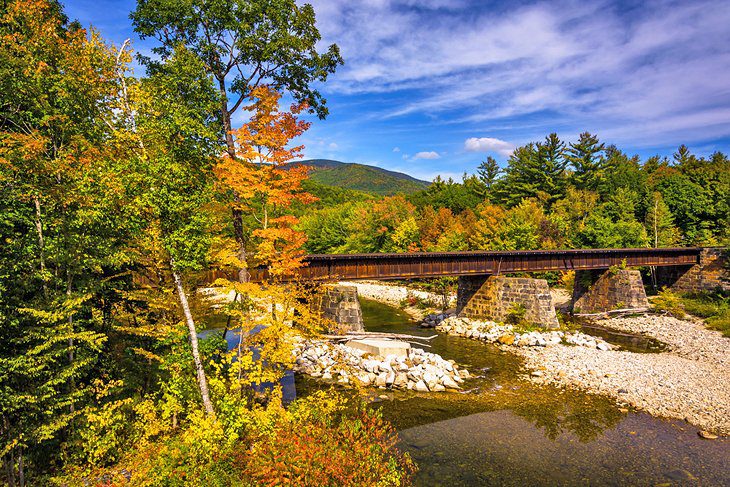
[64,0,730,182]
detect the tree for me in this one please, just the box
[567,132,604,190]
[0,1,124,482]
[645,192,680,247]
[476,156,501,200]
[116,45,223,417]
[214,86,316,278]
[132,0,343,280]
[494,133,567,208]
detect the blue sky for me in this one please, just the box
[65,0,730,181]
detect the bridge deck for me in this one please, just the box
[247,247,701,282]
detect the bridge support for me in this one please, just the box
[317,285,364,332]
[457,276,559,328]
[572,269,648,313]
[654,248,729,293]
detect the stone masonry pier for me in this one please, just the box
[317,285,364,332]
[654,247,729,293]
[457,276,559,328]
[572,269,649,313]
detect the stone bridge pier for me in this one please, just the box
[654,248,729,293]
[314,285,364,332]
[572,269,648,313]
[457,276,559,328]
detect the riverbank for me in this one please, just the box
[340,280,455,320]
[355,282,730,436]
[516,314,730,436]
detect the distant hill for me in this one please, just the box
[289,159,430,196]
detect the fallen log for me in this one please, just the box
[323,331,438,341]
[573,307,650,318]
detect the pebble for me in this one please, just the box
[516,314,730,437]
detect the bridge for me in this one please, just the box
[234,247,725,330]
[248,247,702,282]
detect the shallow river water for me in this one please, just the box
[344,298,729,486]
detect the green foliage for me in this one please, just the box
[652,288,685,317]
[131,0,343,120]
[679,292,730,337]
[505,303,528,326]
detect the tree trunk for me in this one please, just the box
[67,272,75,414]
[217,76,249,284]
[171,265,215,417]
[33,196,47,297]
[16,450,23,487]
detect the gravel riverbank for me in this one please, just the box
[516,314,730,436]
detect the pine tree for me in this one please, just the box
[477,156,501,190]
[495,133,567,207]
[567,132,605,190]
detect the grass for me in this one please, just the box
[680,291,730,337]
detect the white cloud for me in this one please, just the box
[464,137,514,156]
[308,0,730,148]
[392,146,401,152]
[413,151,441,160]
[328,142,339,149]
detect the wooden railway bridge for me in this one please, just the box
[247,247,704,282]
[226,247,724,329]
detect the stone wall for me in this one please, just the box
[655,248,729,293]
[457,276,559,328]
[572,269,648,313]
[317,285,364,332]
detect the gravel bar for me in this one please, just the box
[516,314,730,436]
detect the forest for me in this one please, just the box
[299,136,730,255]
[1,0,728,486]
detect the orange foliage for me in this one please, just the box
[240,409,415,486]
[214,86,318,276]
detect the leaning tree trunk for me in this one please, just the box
[171,266,215,417]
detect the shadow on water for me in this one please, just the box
[356,298,729,486]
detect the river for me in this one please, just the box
[335,298,729,486]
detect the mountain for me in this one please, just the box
[289,159,430,196]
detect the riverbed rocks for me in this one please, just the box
[420,310,456,328]
[436,316,614,351]
[516,313,730,436]
[293,339,469,392]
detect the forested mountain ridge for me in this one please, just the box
[287,159,430,195]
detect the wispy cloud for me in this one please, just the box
[309,0,730,148]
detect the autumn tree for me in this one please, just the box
[131,0,342,280]
[0,1,126,482]
[114,45,222,417]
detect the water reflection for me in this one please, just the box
[358,298,729,486]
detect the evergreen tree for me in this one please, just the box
[477,156,501,190]
[567,132,605,190]
[495,133,567,207]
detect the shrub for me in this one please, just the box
[505,303,528,326]
[241,392,415,486]
[652,288,685,317]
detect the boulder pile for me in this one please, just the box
[293,340,469,392]
[436,316,613,351]
[420,310,456,328]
